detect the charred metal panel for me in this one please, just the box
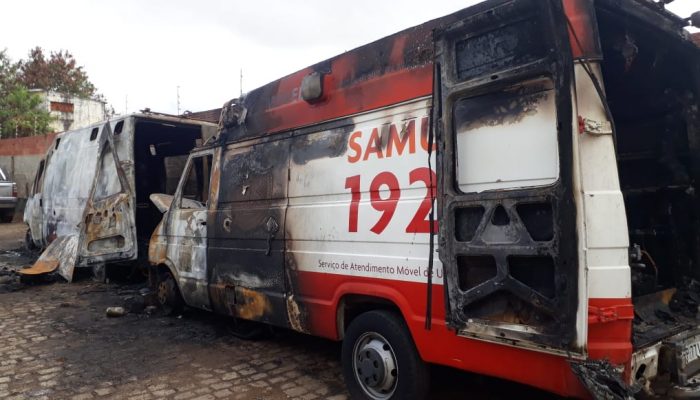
[207,139,290,327]
[434,0,580,352]
[18,234,79,282]
[162,151,215,310]
[40,126,101,244]
[29,117,135,251]
[79,123,137,265]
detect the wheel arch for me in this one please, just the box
[333,283,417,341]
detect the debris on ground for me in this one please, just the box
[17,234,78,282]
[144,305,158,315]
[105,306,127,317]
[123,295,146,314]
[570,359,638,400]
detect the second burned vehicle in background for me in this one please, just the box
[22,113,216,280]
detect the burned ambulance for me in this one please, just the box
[23,113,216,280]
[151,0,700,398]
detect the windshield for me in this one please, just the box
[0,167,6,181]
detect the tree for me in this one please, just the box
[0,50,18,93]
[0,86,52,137]
[0,47,104,137]
[18,47,99,99]
[0,49,51,138]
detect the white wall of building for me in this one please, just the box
[31,90,107,133]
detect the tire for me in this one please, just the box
[24,229,38,251]
[342,310,429,400]
[92,264,107,283]
[156,269,184,315]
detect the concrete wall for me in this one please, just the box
[31,90,107,133]
[0,133,55,199]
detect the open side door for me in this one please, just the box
[79,122,137,264]
[434,0,581,354]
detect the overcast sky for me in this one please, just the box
[2,0,698,115]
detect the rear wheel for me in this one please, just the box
[342,310,429,400]
[24,229,38,251]
[156,269,184,315]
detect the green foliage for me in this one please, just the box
[0,47,102,137]
[0,86,52,137]
[0,50,19,94]
[19,47,99,99]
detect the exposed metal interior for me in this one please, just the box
[595,5,700,349]
[133,121,202,260]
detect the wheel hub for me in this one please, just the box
[157,281,168,304]
[353,333,397,399]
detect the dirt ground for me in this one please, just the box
[0,222,560,400]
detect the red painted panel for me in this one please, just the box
[587,298,634,365]
[562,0,601,60]
[257,65,433,137]
[293,270,591,398]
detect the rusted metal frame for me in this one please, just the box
[435,0,579,350]
[166,148,216,309]
[161,148,216,271]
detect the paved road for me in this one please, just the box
[0,222,26,251]
[0,223,560,399]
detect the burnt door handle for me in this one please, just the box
[265,233,274,256]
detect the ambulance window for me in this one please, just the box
[94,145,122,199]
[453,77,559,193]
[180,154,213,209]
[163,155,189,194]
[33,160,45,194]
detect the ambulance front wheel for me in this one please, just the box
[342,310,429,400]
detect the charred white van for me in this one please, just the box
[23,113,216,280]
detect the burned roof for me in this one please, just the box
[218,0,696,145]
[182,108,222,124]
[217,2,488,144]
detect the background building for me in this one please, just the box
[30,89,107,133]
